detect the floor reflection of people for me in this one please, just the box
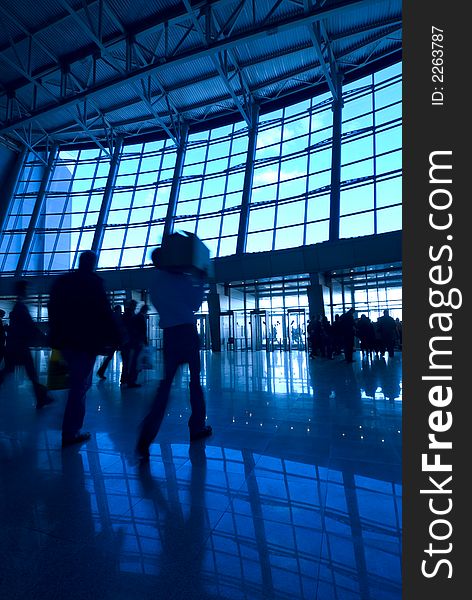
[138,441,214,598]
[331,361,363,411]
[359,355,402,401]
[50,448,124,598]
[0,438,124,598]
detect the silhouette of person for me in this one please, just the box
[378,309,397,358]
[120,299,137,386]
[97,304,125,380]
[356,314,375,359]
[321,315,333,359]
[395,318,403,350]
[126,303,149,388]
[339,307,356,363]
[137,443,209,597]
[48,250,120,447]
[332,314,342,356]
[136,252,212,460]
[0,280,53,408]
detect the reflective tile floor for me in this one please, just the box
[0,350,402,600]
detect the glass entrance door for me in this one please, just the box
[267,312,284,351]
[220,310,235,350]
[196,314,210,350]
[287,309,307,351]
[250,310,268,351]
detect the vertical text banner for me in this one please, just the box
[403,1,468,598]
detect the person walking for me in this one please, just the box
[378,309,397,358]
[0,280,53,409]
[97,304,125,380]
[136,254,212,460]
[126,304,149,388]
[339,307,356,363]
[48,250,120,447]
[120,299,137,387]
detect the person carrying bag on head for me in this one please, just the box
[136,236,212,460]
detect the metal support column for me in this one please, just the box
[329,73,344,241]
[207,283,221,353]
[0,145,28,236]
[91,136,124,255]
[15,143,58,276]
[236,103,260,255]
[307,273,326,318]
[163,124,189,239]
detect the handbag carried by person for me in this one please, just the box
[47,349,69,390]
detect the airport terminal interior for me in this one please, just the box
[0,1,402,599]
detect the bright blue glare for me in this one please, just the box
[0,64,402,273]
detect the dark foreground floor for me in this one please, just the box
[0,349,402,600]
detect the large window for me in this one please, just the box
[340,64,402,238]
[0,156,45,272]
[29,148,109,273]
[248,94,333,253]
[99,140,177,269]
[0,63,402,274]
[173,122,248,258]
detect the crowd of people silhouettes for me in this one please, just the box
[307,308,402,363]
[0,247,213,458]
[0,247,401,455]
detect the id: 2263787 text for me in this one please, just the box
[431,26,444,107]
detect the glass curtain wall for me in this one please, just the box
[98,139,177,269]
[0,156,46,272]
[340,64,402,237]
[0,62,401,274]
[31,148,109,272]
[173,122,249,258]
[248,93,333,252]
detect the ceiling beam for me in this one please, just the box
[0,0,382,136]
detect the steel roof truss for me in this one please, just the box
[182,0,252,126]
[0,0,395,141]
[211,10,254,108]
[216,0,247,40]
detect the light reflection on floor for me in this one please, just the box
[0,349,402,599]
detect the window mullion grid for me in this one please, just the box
[0,156,34,271]
[73,150,102,269]
[216,124,235,257]
[118,144,144,268]
[194,130,211,238]
[142,142,168,266]
[46,155,79,271]
[303,101,314,246]
[271,110,284,251]
[372,74,379,234]
[25,151,59,274]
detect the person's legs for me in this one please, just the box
[344,336,354,362]
[62,350,96,441]
[136,333,179,455]
[120,344,131,385]
[127,343,142,386]
[20,348,52,407]
[186,325,207,434]
[97,350,115,378]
